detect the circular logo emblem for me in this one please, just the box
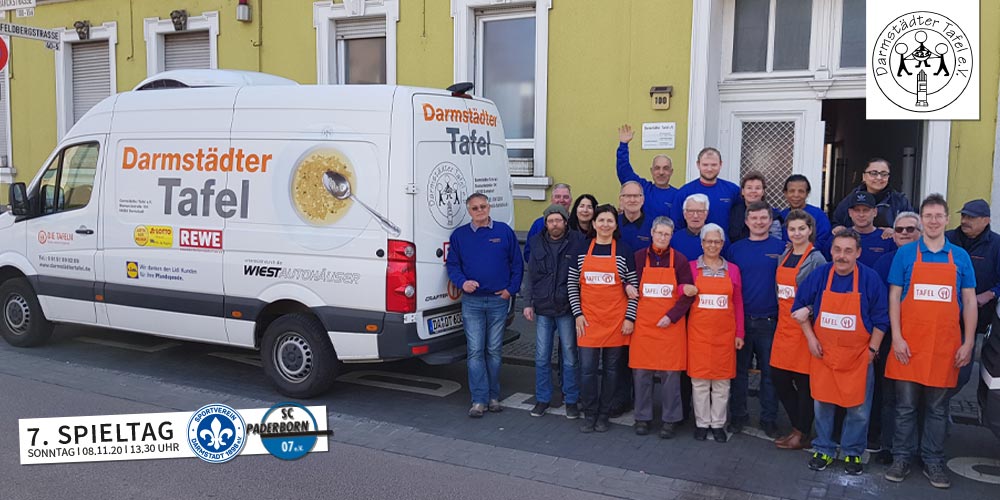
[126,261,139,279]
[716,296,728,308]
[133,226,149,246]
[37,231,47,245]
[426,162,468,229]
[259,403,320,461]
[841,316,856,329]
[447,280,462,300]
[872,12,973,112]
[187,404,247,463]
[660,286,672,296]
[938,286,952,300]
[777,286,793,300]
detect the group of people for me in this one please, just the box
[444,126,999,490]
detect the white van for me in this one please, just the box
[0,70,516,398]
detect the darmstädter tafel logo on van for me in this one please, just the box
[426,162,468,229]
[866,2,979,120]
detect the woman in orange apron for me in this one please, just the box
[630,217,696,438]
[687,223,745,443]
[567,205,638,433]
[770,210,826,449]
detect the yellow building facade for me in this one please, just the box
[2,0,997,227]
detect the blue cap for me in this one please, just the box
[959,199,990,218]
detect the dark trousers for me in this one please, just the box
[633,370,683,423]
[731,317,778,424]
[892,381,950,465]
[772,367,814,433]
[580,347,625,419]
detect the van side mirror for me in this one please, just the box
[9,182,29,216]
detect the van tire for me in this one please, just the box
[261,314,339,398]
[0,278,54,347]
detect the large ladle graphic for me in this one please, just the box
[322,170,401,237]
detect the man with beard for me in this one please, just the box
[616,124,677,220]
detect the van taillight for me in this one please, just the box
[386,239,416,313]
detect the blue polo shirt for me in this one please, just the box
[779,204,833,260]
[857,229,897,268]
[726,237,787,317]
[619,212,653,252]
[888,239,976,309]
[616,142,677,220]
[671,227,705,261]
[793,263,890,335]
[671,178,742,233]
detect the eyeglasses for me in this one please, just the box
[894,226,919,234]
[652,231,672,238]
[469,204,489,211]
[865,171,891,178]
[684,209,707,215]
[703,239,724,246]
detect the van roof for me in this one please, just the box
[133,69,299,90]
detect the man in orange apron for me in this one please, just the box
[792,230,888,476]
[884,194,977,489]
[631,217,695,438]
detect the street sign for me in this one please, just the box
[0,22,58,44]
[0,37,8,73]
[0,0,35,12]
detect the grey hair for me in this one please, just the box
[620,180,643,194]
[651,216,674,232]
[699,223,725,241]
[651,154,673,168]
[684,193,710,211]
[894,211,922,231]
[552,183,571,193]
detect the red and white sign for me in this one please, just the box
[913,284,952,303]
[698,294,728,310]
[179,228,223,250]
[642,283,673,298]
[584,272,616,285]
[37,230,73,245]
[820,312,857,332]
[777,284,796,300]
[0,37,8,73]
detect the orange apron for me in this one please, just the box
[578,240,631,348]
[770,245,814,375]
[809,266,870,408]
[885,248,961,388]
[630,250,686,371]
[687,269,736,380]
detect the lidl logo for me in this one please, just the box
[126,261,139,279]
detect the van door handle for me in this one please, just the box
[75,228,95,235]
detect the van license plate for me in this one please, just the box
[428,312,463,336]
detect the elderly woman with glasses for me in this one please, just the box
[687,223,745,443]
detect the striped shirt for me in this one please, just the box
[567,241,639,321]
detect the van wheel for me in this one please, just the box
[261,314,339,398]
[0,278,54,347]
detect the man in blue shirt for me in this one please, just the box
[847,191,897,268]
[792,229,889,476]
[779,174,833,259]
[725,201,788,438]
[618,181,652,252]
[670,147,741,233]
[671,193,710,261]
[884,194,977,489]
[616,124,677,220]
[524,183,572,261]
[447,193,524,418]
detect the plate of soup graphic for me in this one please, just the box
[290,148,357,226]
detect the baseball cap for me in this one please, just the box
[958,199,990,218]
[849,191,876,209]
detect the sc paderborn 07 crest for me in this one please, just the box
[871,11,972,113]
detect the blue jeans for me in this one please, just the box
[892,381,950,465]
[461,295,509,405]
[535,313,579,404]
[580,346,625,418]
[731,316,778,424]
[813,365,874,458]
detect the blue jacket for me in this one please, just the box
[522,230,584,316]
[947,225,1000,332]
[832,185,913,229]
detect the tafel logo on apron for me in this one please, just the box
[913,284,952,302]
[819,312,857,331]
[584,272,616,285]
[777,284,796,300]
[630,251,686,371]
[642,283,674,298]
[698,294,728,309]
[770,244,814,375]
[809,266,870,408]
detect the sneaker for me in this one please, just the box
[488,399,503,412]
[808,452,834,471]
[580,417,596,433]
[468,403,486,418]
[594,416,611,433]
[844,456,863,475]
[760,421,780,439]
[659,423,676,439]
[884,460,911,482]
[694,427,708,441]
[565,404,581,420]
[634,421,650,436]
[712,428,728,443]
[530,402,549,417]
[923,463,951,489]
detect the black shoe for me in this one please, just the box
[712,428,728,443]
[594,416,611,433]
[634,421,650,436]
[760,421,780,439]
[884,460,911,482]
[726,418,747,434]
[844,456,863,475]
[694,427,708,441]
[565,404,581,420]
[580,417,596,433]
[530,402,549,417]
[808,452,834,471]
[659,423,676,439]
[608,403,632,419]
